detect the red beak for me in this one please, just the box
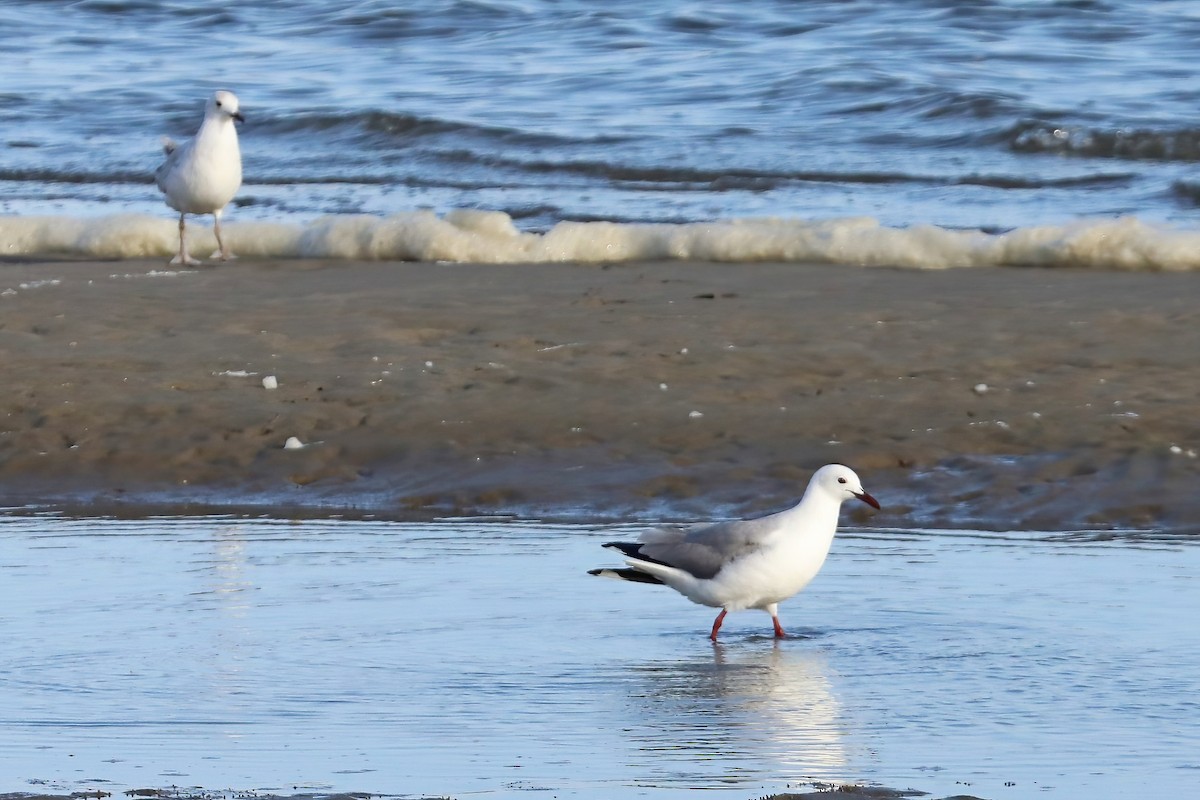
[854,490,881,510]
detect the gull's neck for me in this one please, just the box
[198,113,237,139]
[779,485,842,539]
[193,114,240,157]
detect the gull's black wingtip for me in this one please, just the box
[602,541,645,559]
[589,567,664,585]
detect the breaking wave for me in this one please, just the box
[1010,123,1200,162]
[4,212,1199,271]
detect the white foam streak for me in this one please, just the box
[3,212,1199,270]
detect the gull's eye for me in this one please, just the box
[216,101,223,108]
[837,477,847,484]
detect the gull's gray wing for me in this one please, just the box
[154,136,187,191]
[633,514,778,580]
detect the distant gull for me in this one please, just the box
[155,90,244,265]
[589,463,880,641]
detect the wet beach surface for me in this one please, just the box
[2,258,1198,799]
[1,515,1197,799]
[1,258,1198,531]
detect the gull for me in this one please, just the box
[589,464,880,641]
[155,90,244,265]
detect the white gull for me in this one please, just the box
[589,463,880,641]
[155,90,244,265]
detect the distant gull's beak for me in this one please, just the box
[854,490,881,510]
[233,112,245,123]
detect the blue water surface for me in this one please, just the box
[2,0,1200,230]
[0,514,1197,799]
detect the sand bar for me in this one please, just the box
[1,256,1197,530]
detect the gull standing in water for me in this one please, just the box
[589,464,880,641]
[155,90,244,265]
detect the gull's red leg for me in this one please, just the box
[709,609,728,641]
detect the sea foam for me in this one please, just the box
[2,211,1198,270]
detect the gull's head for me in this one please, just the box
[812,464,881,510]
[207,90,245,123]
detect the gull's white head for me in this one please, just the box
[206,90,244,123]
[810,464,881,509]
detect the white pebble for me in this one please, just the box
[973,383,989,395]
[1170,445,1183,455]
[659,383,669,391]
[262,375,278,390]
[688,410,703,418]
[680,347,689,355]
[283,436,305,450]
[425,360,434,368]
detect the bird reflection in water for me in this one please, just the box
[619,640,851,787]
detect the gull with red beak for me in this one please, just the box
[589,463,880,641]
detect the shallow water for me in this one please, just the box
[0,515,1197,799]
[3,1,1200,267]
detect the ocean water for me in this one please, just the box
[3,0,1200,267]
[0,514,1197,799]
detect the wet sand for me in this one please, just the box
[1,256,1197,530]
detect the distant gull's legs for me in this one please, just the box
[709,609,728,641]
[171,213,201,266]
[211,210,236,261]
